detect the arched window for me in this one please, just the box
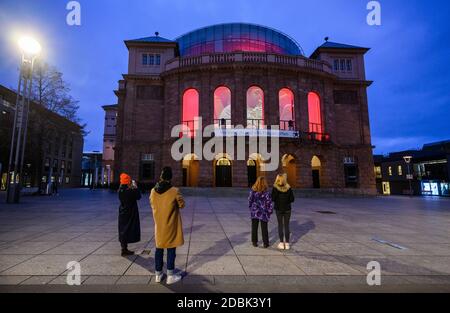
[214,86,231,128]
[246,86,264,129]
[308,92,322,134]
[182,89,199,137]
[279,88,295,130]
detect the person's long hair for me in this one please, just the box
[274,174,291,192]
[252,176,268,192]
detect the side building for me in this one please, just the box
[0,84,83,190]
[374,140,450,197]
[102,104,117,186]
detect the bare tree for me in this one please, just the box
[32,60,87,133]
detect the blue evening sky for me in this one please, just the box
[1,0,449,154]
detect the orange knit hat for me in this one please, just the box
[120,173,131,185]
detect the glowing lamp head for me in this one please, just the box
[18,36,41,56]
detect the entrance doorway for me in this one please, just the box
[282,154,297,188]
[382,182,391,195]
[182,154,199,187]
[311,156,321,189]
[247,159,257,187]
[215,157,232,187]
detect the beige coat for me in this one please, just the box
[150,187,185,249]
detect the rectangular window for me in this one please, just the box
[374,166,382,178]
[346,59,352,71]
[388,166,393,176]
[67,161,72,174]
[44,158,50,172]
[149,54,154,65]
[398,165,403,176]
[334,59,339,71]
[142,54,148,65]
[340,59,345,71]
[155,54,161,65]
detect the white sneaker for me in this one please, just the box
[155,272,164,283]
[285,242,290,250]
[277,242,285,250]
[166,274,182,285]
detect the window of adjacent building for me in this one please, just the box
[182,88,200,137]
[44,158,50,172]
[374,166,382,178]
[388,166,393,176]
[142,54,148,65]
[308,92,323,134]
[67,161,72,174]
[279,88,295,130]
[246,86,264,129]
[214,86,231,128]
[65,177,70,184]
[398,165,403,176]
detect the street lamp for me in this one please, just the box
[6,36,41,203]
[403,155,413,196]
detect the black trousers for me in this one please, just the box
[276,211,291,242]
[251,219,269,246]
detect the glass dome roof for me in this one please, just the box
[175,23,304,57]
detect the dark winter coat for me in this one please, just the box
[271,186,295,212]
[118,185,141,244]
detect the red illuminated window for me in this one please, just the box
[308,92,323,134]
[279,88,295,130]
[246,86,264,129]
[214,86,231,128]
[182,89,199,137]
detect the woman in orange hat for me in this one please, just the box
[118,173,141,256]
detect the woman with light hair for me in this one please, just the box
[248,176,273,248]
[272,174,295,250]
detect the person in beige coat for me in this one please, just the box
[149,166,185,285]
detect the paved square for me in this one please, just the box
[0,189,450,292]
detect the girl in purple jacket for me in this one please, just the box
[248,176,273,248]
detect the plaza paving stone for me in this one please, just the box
[0,188,449,292]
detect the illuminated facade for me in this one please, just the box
[114,23,376,194]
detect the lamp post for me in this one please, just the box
[403,155,413,196]
[6,36,41,203]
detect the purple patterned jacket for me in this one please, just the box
[248,190,273,222]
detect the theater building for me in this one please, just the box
[114,23,376,194]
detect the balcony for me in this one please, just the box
[165,52,333,74]
[280,120,296,131]
[305,123,331,142]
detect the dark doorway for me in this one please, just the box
[312,170,320,189]
[182,168,187,187]
[344,164,358,188]
[247,162,257,187]
[215,158,232,187]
